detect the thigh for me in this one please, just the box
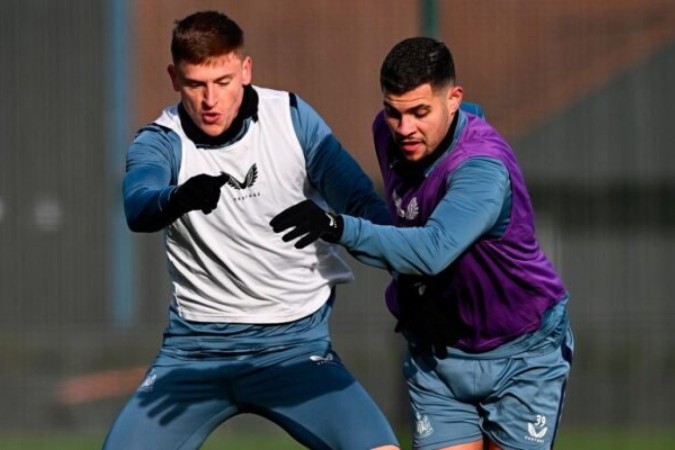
[403,350,484,450]
[237,340,398,450]
[481,326,574,450]
[103,352,238,450]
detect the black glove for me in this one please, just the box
[167,173,229,217]
[395,275,459,358]
[270,199,344,249]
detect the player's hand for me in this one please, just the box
[270,200,343,249]
[168,173,229,216]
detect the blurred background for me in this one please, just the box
[1,0,674,448]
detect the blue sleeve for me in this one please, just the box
[339,157,509,275]
[290,94,392,225]
[122,125,181,232]
[460,101,486,119]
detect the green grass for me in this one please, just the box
[202,428,675,450]
[2,428,674,449]
[555,428,675,450]
[0,435,101,450]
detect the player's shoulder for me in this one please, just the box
[137,122,172,135]
[252,85,305,121]
[459,117,513,162]
[131,121,180,155]
[252,85,293,103]
[460,101,485,119]
[135,122,173,140]
[134,105,179,140]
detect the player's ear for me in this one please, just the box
[167,64,180,92]
[447,85,463,114]
[241,56,252,85]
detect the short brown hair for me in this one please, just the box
[171,11,244,64]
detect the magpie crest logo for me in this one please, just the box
[413,410,433,438]
[392,190,419,221]
[223,164,258,190]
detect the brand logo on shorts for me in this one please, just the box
[309,353,335,365]
[139,369,157,392]
[525,414,548,443]
[414,410,434,438]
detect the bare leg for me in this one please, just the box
[435,439,495,450]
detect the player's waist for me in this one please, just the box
[406,295,569,359]
[162,290,335,355]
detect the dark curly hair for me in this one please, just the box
[380,37,455,94]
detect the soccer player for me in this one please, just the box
[272,37,574,450]
[103,11,399,450]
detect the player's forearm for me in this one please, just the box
[339,218,467,275]
[123,188,175,232]
[123,171,175,233]
[339,159,509,275]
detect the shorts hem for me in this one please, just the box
[415,433,483,450]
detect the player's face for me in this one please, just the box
[383,83,463,162]
[168,52,252,137]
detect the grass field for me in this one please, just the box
[2,428,675,450]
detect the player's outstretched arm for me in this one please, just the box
[270,158,508,276]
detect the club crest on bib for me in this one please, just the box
[392,190,419,221]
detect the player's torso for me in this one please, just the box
[154,87,352,323]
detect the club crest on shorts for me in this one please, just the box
[139,369,157,392]
[414,410,434,438]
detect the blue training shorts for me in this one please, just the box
[103,301,398,450]
[404,322,573,450]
